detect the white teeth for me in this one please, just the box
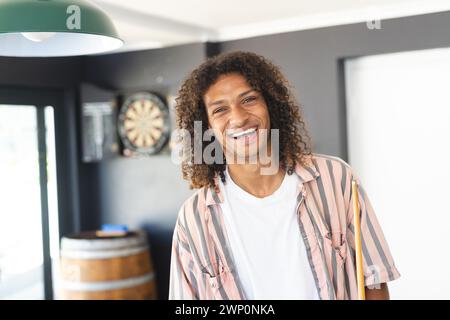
[229,127,257,139]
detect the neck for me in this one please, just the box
[226,161,285,198]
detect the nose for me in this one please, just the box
[229,105,249,128]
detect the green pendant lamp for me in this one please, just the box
[0,0,123,57]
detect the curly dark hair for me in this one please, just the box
[175,51,312,189]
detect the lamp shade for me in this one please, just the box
[0,0,123,57]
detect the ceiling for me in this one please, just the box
[92,0,450,53]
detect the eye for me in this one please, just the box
[242,96,256,104]
[212,107,225,114]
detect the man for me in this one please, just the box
[169,51,400,300]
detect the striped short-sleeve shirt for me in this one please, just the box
[169,153,400,300]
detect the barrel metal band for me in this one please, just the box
[60,272,155,292]
[60,246,148,259]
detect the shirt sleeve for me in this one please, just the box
[168,220,200,300]
[345,167,401,288]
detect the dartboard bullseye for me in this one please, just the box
[118,92,170,156]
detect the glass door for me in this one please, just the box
[0,91,59,299]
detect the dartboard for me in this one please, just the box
[118,92,170,156]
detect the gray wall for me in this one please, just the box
[0,56,82,88]
[82,43,207,228]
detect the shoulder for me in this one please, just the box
[308,153,359,191]
[310,153,356,177]
[310,153,352,170]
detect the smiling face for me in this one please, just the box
[203,73,271,161]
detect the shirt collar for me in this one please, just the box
[205,156,320,207]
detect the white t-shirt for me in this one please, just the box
[218,168,319,300]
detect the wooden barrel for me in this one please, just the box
[59,230,157,299]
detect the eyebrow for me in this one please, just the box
[207,89,256,108]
